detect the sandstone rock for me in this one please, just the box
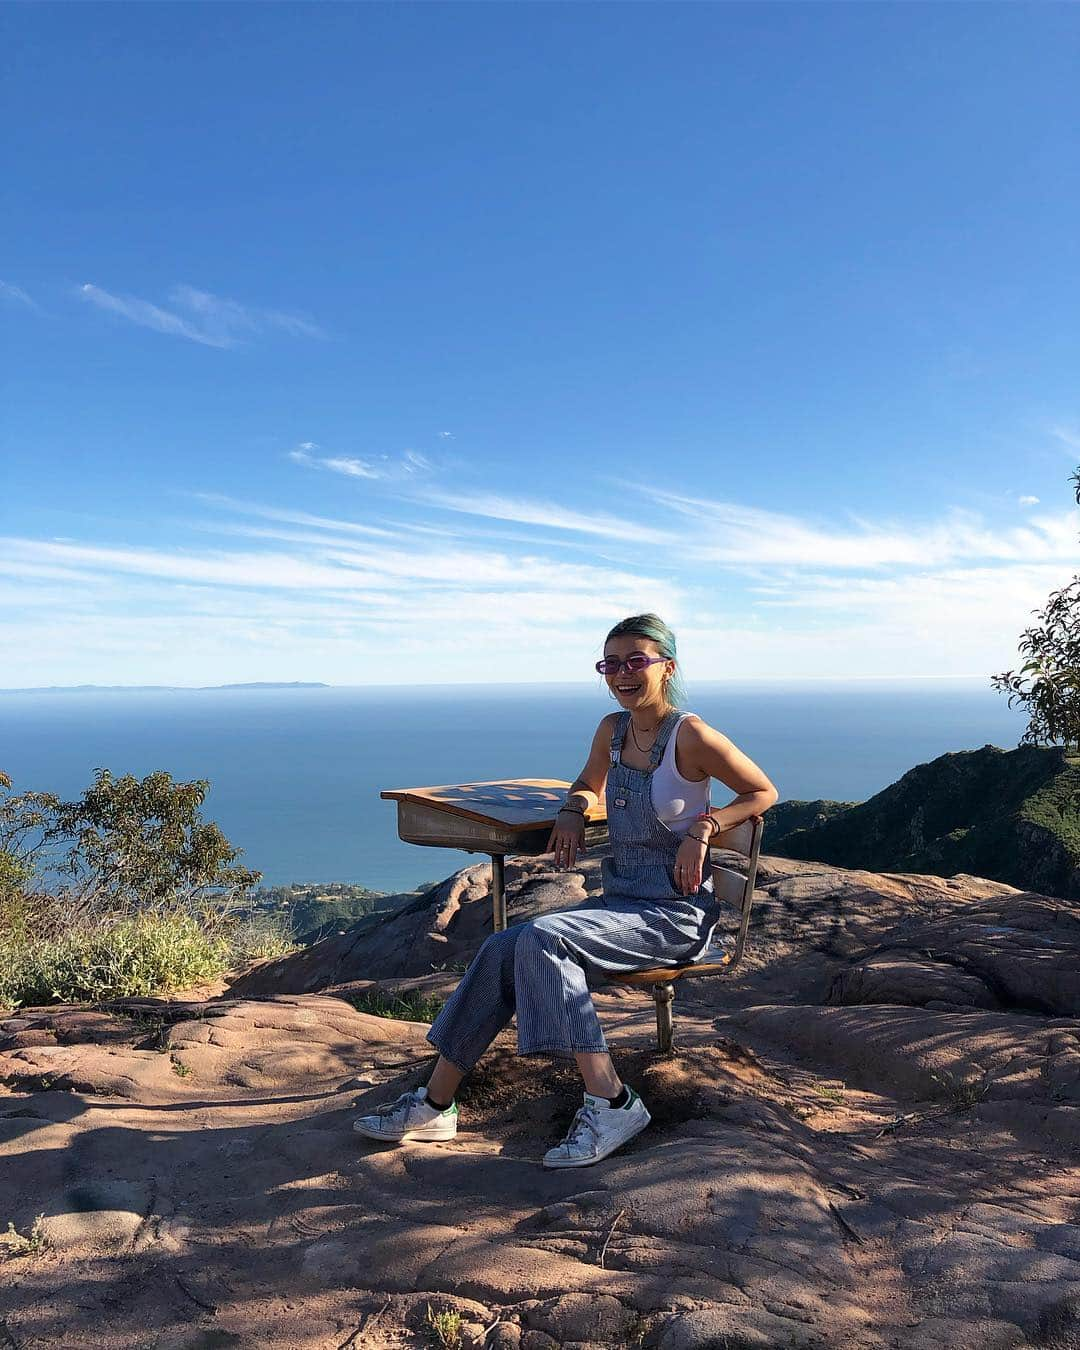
[1036,1293,1080,1349]
[166,993,433,1087]
[825,895,1080,1016]
[657,1306,823,1350]
[3,853,1080,1350]
[519,1334,558,1350]
[486,1326,522,1350]
[44,1207,143,1253]
[152,1332,248,1350]
[523,1293,635,1343]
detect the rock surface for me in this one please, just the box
[1,846,1079,1348]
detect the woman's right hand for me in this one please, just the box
[546,810,587,870]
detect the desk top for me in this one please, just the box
[381,779,607,833]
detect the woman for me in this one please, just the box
[353,614,778,1168]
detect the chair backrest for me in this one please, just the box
[709,815,764,968]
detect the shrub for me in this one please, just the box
[0,767,271,1010]
[48,768,260,909]
[993,468,1080,751]
[425,1305,463,1350]
[1,1215,49,1259]
[3,908,232,1007]
[348,990,446,1023]
[226,912,299,962]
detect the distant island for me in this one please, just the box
[0,682,331,693]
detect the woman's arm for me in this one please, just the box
[684,716,779,836]
[545,713,618,867]
[670,719,777,895]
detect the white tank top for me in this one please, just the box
[650,712,710,832]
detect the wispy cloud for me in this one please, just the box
[191,488,633,554]
[415,489,672,544]
[0,281,37,309]
[1018,495,1040,507]
[170,285,325,340]
[289,444,433,482]
[80,284,230,347]
[0,517,682,687]
[624,485,1080,568]
[418,480,1080,568]
[1051,425,1080,455]
[0,537,407,594]
[0,529,668,600]
[289,446,380,480]
[192,492,399,538]
[6,473,1079,687]
[745,561,1072,615]
[79,283,326,348]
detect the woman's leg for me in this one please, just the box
[354,926,525,1142]
[574,1051,622,1098]
[512,920,611,1062]
[408,898,708,1107]
[424,925,523,1077]
[426,919,624,1101]
[513,901,712,1102]
[426,1054,465,1105]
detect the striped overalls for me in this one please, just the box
[426,709,720,1071]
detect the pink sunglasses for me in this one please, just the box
[595,654,669,676]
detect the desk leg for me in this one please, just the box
[491,854,507,932]
[653,981,675,1055]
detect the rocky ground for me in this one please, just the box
[1,848,1079,1349]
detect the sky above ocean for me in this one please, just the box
[2,4,1079,688]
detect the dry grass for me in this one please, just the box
[1,1215,49,1259]
[0,890,295,1010]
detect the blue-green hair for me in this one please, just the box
[604,613,687,709]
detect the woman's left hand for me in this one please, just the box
[674,833,710,896]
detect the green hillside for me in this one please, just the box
[247,882,387,945]
[765,744,1080,899]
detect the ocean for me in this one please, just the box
[0,681,1029,893]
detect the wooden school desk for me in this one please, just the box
[380,780,609,932]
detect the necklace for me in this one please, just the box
[629,719,659,753]
[629,706,674,754]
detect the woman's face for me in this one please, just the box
[602,634,675,712]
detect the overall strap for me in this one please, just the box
[609,711,631,765]
[647,710,683,772]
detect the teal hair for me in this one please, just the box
[603,613,687,709]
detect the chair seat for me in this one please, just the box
[611,941,735,986]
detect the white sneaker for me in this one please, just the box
[542,1088,651,1169]
[352,1087,458,1143]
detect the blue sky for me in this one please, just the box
[3,2,1079,687]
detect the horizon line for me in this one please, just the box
[0,673,1001,693]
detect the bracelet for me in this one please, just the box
[558,805,586,817]
[695,812,722,841]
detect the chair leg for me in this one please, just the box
[653,982,675,1055]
